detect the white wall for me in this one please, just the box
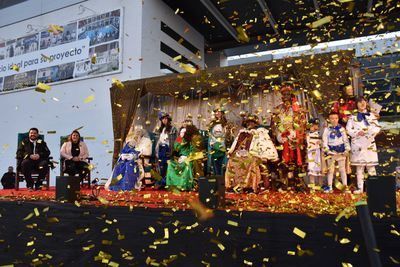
[0,0,87,27]
[0,0,143,185]
[141,0,204,77]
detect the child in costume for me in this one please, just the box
[346,96,380,194]
[322,112,350,193]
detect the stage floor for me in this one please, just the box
[0,200,399,266]
[2,187,399,215]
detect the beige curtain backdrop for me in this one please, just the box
[110,51,356,164]
[133,90,281,132]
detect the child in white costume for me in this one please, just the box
[322,112,350,193]
[346,96,381,194]
[306,118,324,186]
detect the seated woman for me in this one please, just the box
[105,126,152,191]
[225,114,278,193]
[166,122,204,191]
[60,130,90,181]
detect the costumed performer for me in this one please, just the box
[154,111,178,187]
[207,107,235,176]
[346,96,381,194]
[105,126,151,191]
[166,122,204,190]
[225,114,278,193]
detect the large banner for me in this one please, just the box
[0,8,122,93]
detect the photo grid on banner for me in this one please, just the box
[0,8,122,93]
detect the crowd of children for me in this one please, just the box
[306,94,380,194]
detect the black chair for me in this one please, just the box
[60,135,93,188]
[15,132,52,190]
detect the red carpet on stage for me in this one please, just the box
[2,187,399,215]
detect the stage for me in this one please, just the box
[0,188,399,266]
[0,187,384,214]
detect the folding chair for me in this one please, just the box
[15,132,51,190]
[60,135,93,188]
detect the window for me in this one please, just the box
[161,22,200,55]
[360,53,400,120]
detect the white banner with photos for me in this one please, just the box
[0,8,122,93]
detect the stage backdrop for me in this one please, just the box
[0,8,122,93]
[110,51,356,162]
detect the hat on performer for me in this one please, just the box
[158,111,171,121]
[308,118,320,125]
[243,114,260,126]
[213,106,225,113]
[281,84,294,94]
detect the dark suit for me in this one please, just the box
[16,138,51,189]
[1,172,15,189]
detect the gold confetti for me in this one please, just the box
[23,212,34,221]
[188,199,214,221]
[390,230,400,236]
[173,55,182,61]
[11,64,20,71]
[164,228,169,239]
[293,227,306,239]
[48,24,64,34]
[227,220,239,227]
[312,90,322,100]
[83,94,95,103]
[112,78,125,89]
[339,238,351,244]
[97,197,109,205]
[91,54,97,64]
[82,244,95,251]
[47,217,59,223]
[310,16,333,28]
[389,256,400,264]
[179,63,197,74]
[36,82,51,93]
[34,208,39,217]
[236,26,250,43]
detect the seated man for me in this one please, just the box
[16,128,51,190]
[1,166,16,189]
[105,125,151,191]
[225,114,278,193]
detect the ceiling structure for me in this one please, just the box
[162,0,400,56]
[0,0,27,9]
